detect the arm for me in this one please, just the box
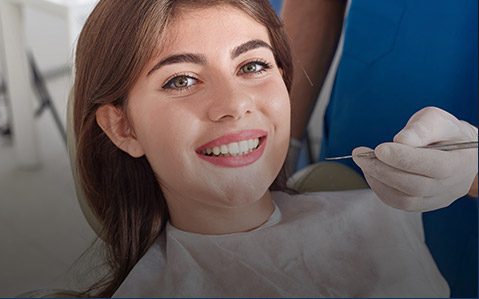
[281,0,347,140]
[468,174,478,197]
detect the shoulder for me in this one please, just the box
[113,235,167,297]
[272,190,447,297]
[272,189,397,217]
[272,189,424,240]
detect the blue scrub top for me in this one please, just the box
[320,0,478,297]
[321,0,478,163]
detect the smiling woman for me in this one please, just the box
[72,0,450,297]
[95,3,291,234]
[74,1,292,295]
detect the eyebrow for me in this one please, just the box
[231,39,273,59]
[147,39,273,76]
[147,53,207,76]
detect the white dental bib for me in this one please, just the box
[113,189,449,297]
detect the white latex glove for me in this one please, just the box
[353,107,478,212]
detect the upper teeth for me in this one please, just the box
[203,138,260,156]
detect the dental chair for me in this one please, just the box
[287,161,368,192]
[66,92,103,238]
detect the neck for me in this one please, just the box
[166,191,275,235]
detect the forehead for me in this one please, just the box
[158,5,271,56]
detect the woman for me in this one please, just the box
[73,0,474,296]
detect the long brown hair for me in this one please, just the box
[73,0,292,296]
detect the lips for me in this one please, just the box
[196,130,267,167]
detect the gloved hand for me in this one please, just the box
[352,107,478,212]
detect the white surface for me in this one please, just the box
[0,0,96,168]
[5,0,96,16]
[0,1,40,168]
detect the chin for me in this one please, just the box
[212,180,272,208]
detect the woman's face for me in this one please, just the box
[126,5,290,210]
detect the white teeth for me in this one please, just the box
[228,142,240,155]
[239,140,249,153]
[220,145,228,154]
[202,138,261,156]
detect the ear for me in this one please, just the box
[96,104,145,158]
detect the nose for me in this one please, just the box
[207,81,254,122]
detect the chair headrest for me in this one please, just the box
[66,90,104,239]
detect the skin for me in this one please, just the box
[96,5,291,235]
[281,0,346,140]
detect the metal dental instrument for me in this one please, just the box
[325,141,479,160]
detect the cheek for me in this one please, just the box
[257,78,291,170]
[275,94,291,126]
[132,105,195,167]
[260,78,291,134]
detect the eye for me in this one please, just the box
[162,75,198,90]
[239,60,272,75]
